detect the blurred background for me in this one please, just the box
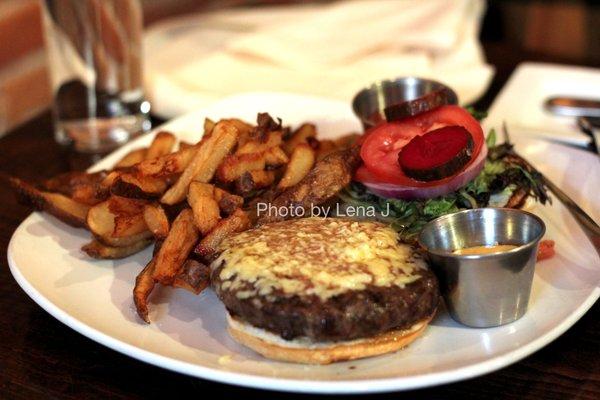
[0,0,599,136]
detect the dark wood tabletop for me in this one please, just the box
[2,20,600,400]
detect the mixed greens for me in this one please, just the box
[339,129,550,243]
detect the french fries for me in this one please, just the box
[217,146,288,183]
[133,145,199,178]
[133,258,156,323]
[235,170,276,194]
[152,209,199,285]
[10,111,362,326]
[11,177,90,228]
[172,259,210,295]
[161,121,238,205]
[214,188,243,215]
[87,196,151,247]
[278,143,316,189]
[187,182,220,234]
[282,123,317,154]
[143,204,170,239]
[194,208,250,260]
[145,131,176,160]
[115,148,146,168]
[83,239,152,259]
[111,173,168,199]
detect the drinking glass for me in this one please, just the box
[41,0,151,153]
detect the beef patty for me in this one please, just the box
[210,217,440,342]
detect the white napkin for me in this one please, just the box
[144,0,494,118]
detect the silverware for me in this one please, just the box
[352,77,458,129]
[544,96,600,118]
[419,208,545,328]
[503,123,600,257]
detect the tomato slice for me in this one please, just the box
[359,105,484,185]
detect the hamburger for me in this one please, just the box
[210,217,439,364]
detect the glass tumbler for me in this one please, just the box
[41,0,151,153]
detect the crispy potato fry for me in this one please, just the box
[133,258,156,323]
[178,141,194,150]
[82,238,152,259]
[115,148,146,168]
[226,118,253,146]
[235,170,276,194]
[172,259,210,295]
[203,117,216,138]
[278,143,316,189]
[152,209,199,285]
[146,131,176,160]
[40,171,109,206]
[214,188,244,215]
[283,123,316,154]
[187,182,220,234]
[194,208,251,260]
[236,131,282,155]
[133,145,199,178]
[111,173,168,199]
[161,122,238,205]
[10,177,90,228]
[143,204,170,239]
[217,146,288,183]
[87,197,151,246]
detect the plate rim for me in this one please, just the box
[7,92,600,393]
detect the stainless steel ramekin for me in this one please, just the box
[351,77,458,129]
[418,208,546,328]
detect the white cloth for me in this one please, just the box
[144,0,494,118]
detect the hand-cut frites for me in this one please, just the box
[10,111,365,326]
[83,238,152,260]
[40,171,109,206]
[178,141,194,150]
[187,183,220,235]
[133,258,157,323]
[278,143,316,189]
[10,177,90,228]
[172,259,210,295]
[194,208,250,260]
[161,122,238,205]
[283,123,316,154]
[214,188,244,215]
[115,148,146,168]
[152,209,199,285]
[235,170,276,194]
[236,131,282,155]
[133,145,199,178]
[146,131,176,160]
[203,118,216,138]
[111,173,168,199]
[87,196,152,247]
[143,204,170,239]
[217,146,288,183]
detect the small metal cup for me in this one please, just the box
[418,208,546,328]
[352,77,458,129]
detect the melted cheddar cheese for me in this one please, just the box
[212,217,426,301]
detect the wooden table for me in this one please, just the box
[1,45,599,399]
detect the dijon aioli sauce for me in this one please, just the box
[453,244,518,255]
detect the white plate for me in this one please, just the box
[8,93,600,394]
[486,62,600,147]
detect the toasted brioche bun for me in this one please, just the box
[227,313,434,365]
